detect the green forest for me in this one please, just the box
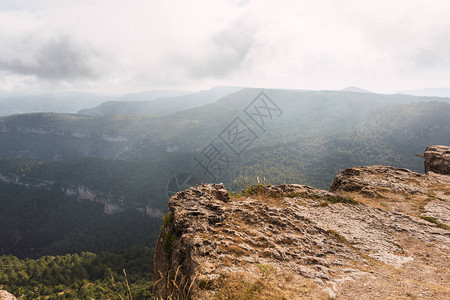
[0,180,161,258]
[0,246,154,299]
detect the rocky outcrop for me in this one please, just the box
[330,165,426,196]
[424,145,450,175]
[153,147,450,299]
[0,290,17,300]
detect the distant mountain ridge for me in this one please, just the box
[115,89,190,101]
[0,90,190,116]
[77,86,243,116]
[401,87,450,98]
[0,92,113,116]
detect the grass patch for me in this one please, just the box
[162,211,174,229]
[419,216,449,230]
[325,194,359,205]
[257,263,274,280]
[214,267,288,300]
[155,265,196,300]
[242,184,282,199]
[162,211,178,255]
[214,276,264,300]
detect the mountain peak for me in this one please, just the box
[341,86,373,93]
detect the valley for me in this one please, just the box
[0,88,449,299]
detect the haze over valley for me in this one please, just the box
[1,1,450,299]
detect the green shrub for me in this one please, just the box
[162,211,174,229]
[242,184,265,197]
[420,216,449,230]
[242,184,282,198]
[163,231,177,255]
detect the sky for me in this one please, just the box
[1,0,450,95]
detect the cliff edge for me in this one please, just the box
[153,146,450,299]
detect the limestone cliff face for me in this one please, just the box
[0,173,162,217]
[153,147,450,299]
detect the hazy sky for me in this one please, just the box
[1,0,450,94]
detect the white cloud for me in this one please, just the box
[1,0,450,93]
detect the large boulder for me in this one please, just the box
[424,145,450,175]
[330,165,426,195]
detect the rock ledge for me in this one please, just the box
[153,148,450,299]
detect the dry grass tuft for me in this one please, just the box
[154,266,197,300]
[213,267,325,300]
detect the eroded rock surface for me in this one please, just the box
[154,186,449,298]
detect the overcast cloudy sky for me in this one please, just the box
[1,0,450,94]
